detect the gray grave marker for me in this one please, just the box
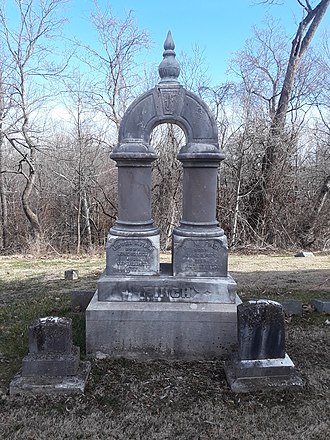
[224,300,302,393]
[10,317,90,395]
[86,32,241,360]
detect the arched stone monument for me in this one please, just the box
[86,32,241,359]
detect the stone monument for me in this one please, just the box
[224,300,303,393]
[10,317,90,395]
[86,31,241,360]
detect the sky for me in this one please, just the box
[3,0,329,126]
[60,0,329,85]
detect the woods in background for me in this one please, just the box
[0,0,329,254]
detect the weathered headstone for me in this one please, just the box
[224,300,302,393]
[10,317,90,395]
[86,31,241,360]
[238,300,285,360]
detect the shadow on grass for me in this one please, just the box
[231,269,330,301]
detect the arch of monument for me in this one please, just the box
[86,32,241,359]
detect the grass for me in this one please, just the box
[0,253,329,439]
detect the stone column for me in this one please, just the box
[181,161,218,228]
[173,149,228,277]
[106,148,160,276]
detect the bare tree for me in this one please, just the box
[0,67,9,249]
[261,2,330,183]
[151,124,184,250]
[0,0,68,250]
[263,0,330,156]
[79,2,149,132]
[240,1,330,244]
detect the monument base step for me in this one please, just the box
[86,291,241,360]
[10,361,91,396]
[224,354,303,393]
[98,267,237,303]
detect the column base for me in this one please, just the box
[106,233,160,276]
[172,232,228,277]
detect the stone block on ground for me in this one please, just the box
[294,251,314,257]
[278,299,303,316]
[71,290,95,311]
[64,269,79,280]
[10,362,91,396]
[224,354,303,393]
[225,355,303,393]
[86,291,241,360]
[311,299,330,313]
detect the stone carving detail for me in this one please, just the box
[173,238,228,277]
[160,89,179,115]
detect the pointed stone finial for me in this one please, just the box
[158,31,180,83]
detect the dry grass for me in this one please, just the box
[0,254,329,439]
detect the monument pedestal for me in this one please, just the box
[86,291,241,360]
[85,32,241,362]
[87,261,241,360]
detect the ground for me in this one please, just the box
[0,253,329,439]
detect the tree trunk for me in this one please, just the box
[264,0,330,173]
[0,71,8,249]
[255,0,330,243]
[300,175,330,247]
[77,195,82,254]
[231,174,242,247]
[0,136,8,249]
[82,189,93,251]
[21,156,42,244]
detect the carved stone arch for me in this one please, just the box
[114,85,220,157]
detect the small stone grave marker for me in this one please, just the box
[294,251,315,257]
[224,300,302,393]
[10,317,90,395]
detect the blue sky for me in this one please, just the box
[4,0,329,85]
[61,0,328,84]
